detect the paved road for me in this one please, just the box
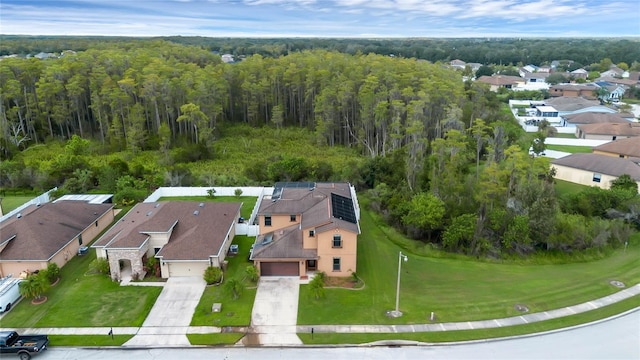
[35,309,640,360]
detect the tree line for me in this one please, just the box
[1,39,637,258]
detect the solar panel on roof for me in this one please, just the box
[330,193,357,224]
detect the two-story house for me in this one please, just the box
[251,182,360,278]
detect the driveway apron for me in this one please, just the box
[247,276,302,346]
[124,277,206,347]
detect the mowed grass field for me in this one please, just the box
[297,200,640,325]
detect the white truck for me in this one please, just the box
[0,275,22,313]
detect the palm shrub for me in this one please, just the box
[245,265,259,283]
[19,273,49,301]
[203,266,223,285]
[309,271,326,300]
[234,188,243,198]
[225,278,244,300]
[45,262,60,283]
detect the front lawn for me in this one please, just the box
[0,247,162,328]
[190,235,257,327]
[297,203,640,325]
[298,295,640,344]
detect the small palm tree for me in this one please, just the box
[245,265,259,283]
[19,273,49,301]
[225,278,244,300]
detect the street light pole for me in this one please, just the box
[391,251,408,317]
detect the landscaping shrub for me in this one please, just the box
[204,266,223,285]
[45,262,60,283]
[89,258,110,275]
[245,265,259,283]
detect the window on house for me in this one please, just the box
[333,257,341,271]
[309,230,315,237]
[78,234,83,245]
[265,216,272,226]
[95,221,98,227]
[619,154,625,158]
[593,173,602,183]
[290,214,296,222]
[154,247,161,255]
[333,234,342,248]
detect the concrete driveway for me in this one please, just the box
[124,277,206,347]
[245,277,302,346]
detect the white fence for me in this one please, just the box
[0,188,57,223]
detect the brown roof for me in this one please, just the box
[563,113,629,125]
[551,153,640,181]
[594,137,640,157]
[251,224,317,260]
[93,201,241,261]
[577,123,640,137]
[258,182,359,234]
[550,83,599,91]
[0,201,113,261]
[476,75,523,86]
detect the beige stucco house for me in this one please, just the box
[251,182,360,278]
[0,196,114,277]
[551,153,640,191]
[92,201,241,280]
[576,122,640,140]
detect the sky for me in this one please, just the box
[1,0,639,38]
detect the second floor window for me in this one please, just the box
[290,214,296,222]
[309,230,315,237]
[333,234,342,248]
[265,216,272,226]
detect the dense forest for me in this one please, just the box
[1,38,638,258]
[2,36,640,68]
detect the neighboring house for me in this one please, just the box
[476,75,524,91]
[576,122,640,140]
[570,68,589,80]
[252,182,360,278]
[551,153,640,190]
[549,83,599,99]
[221,54,235,63]
[561,112,630,128]
[595,81,626,102]
[593,137,640,159]
[543,96,617,117]
[449,59,466,70]
[524,72,550,84]
[0,196,114,277]
[601,66,624,78]
[519,65,538,77]
[92,201,241,280]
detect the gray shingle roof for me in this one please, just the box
[544,97,602,111]
[251,224,317,260]
[0,201,113,261]
[93,201,241,261]
[577,123,640,137]
[551,153,640,181]
[563,113,629,125]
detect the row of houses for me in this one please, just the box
[0,183,361,282]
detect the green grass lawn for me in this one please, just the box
[187,333,244,345]
[546,145,593,153]
[48,335,133,346]
[297,202,640,325]
[0,196,33,213]
[554,179,590,197]
[157,196,256,219]
[298,295,640,344]
[190,235,257,327]
[550,133,577,139]
[0,247,162,328]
